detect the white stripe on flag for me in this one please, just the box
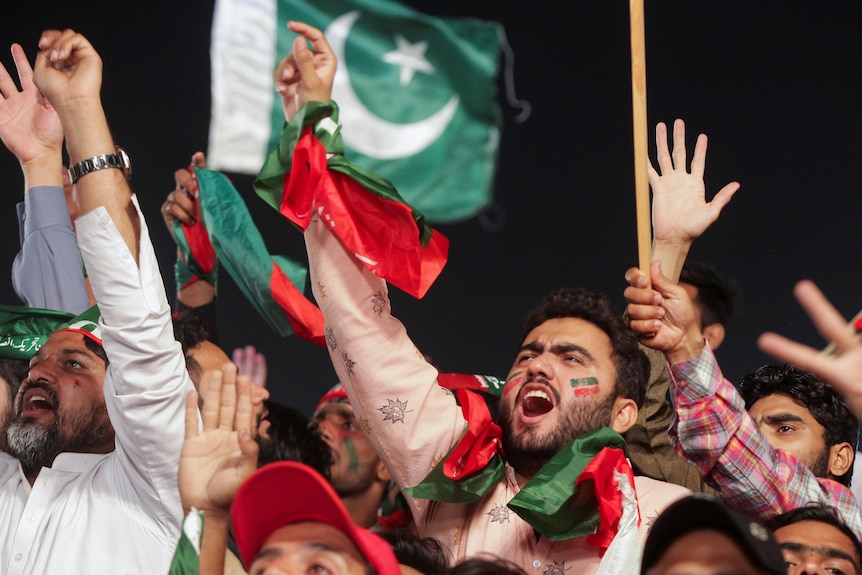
[209,0,278,173]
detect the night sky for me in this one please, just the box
[2,1,861,414]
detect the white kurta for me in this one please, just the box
[0,199,193,574]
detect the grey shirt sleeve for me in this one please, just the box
[12,185,90,314]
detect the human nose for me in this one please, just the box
[27,360,57,387]
[316,416,338,442]
[525,353,553,380]
[252,385,270,404]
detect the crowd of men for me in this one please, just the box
[0,19,860,575]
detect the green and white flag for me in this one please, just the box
[209,0,503,222]
[168,508,204,575]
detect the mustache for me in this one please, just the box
[16,380,59,416]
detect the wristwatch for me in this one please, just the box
[68,146,132,184]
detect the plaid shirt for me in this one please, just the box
[668,345,862,539]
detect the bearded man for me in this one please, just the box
[0,29,193,573]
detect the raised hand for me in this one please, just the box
[759,281,862,417]
[0,43,63,188]
[232,344,268,389]
[650,119,740,245]
[179,364,259,516]
[275,21,337,122]
[32,30,102,115]
[624,261,704,363]
[162,152,207,243]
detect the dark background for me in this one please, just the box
[2,2,861,415]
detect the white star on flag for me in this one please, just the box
[382,34,435,85]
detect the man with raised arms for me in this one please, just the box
[274,20,737,574]
[0,30,193,573]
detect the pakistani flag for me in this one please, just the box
[209,0,503,222]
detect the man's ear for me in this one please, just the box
[702,322,726,351]
[376,459,392,483]
[609,397,638,434]
[828,441,855,479]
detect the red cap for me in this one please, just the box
[232,461,400,575]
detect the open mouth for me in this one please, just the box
[522,389,554,417]
[517,381,558,422]
[22,386,55,415]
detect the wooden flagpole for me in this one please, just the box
[630,0,651,280]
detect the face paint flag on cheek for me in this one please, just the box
[571,377,600,397]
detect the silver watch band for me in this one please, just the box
[68,147,132,184]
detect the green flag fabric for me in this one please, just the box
[0,305,74,359]
[209,0,503,222]
[168,509,204,575]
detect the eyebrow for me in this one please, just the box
[518,341,596,364]
[29,348,97,370]
[760,413,805,425]
[780,541,859,566]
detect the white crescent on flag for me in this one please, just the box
[326,11,460,160]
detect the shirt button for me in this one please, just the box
[122,250,131,259]
[100,215,110,226]
[26,514,34,522]
[533,560,542,568]
[14,553,22,562]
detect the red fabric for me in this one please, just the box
[377,508,411,532]
[269,264,326,347]
[438,373,490,393]
[180,169,217,275]
[281,129,449,299]
[577,447,638,555]
[854,315,862,333]
[444,389,503,479]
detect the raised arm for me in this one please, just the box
[0,43,89,312]
[33,29,194,549]
[650,119,739,281]
[759,281,862,417]
[34,29,139,256]
[286,22,466,520]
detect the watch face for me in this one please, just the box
[116,146,132,180]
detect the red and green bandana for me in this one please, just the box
[0,305,75,359]
[174,167,325,346]
[54,305,102,347]
[255,101,449,299]
[406,400,637,551]
[315,382,349,412]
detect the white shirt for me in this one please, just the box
[0,199,193,574]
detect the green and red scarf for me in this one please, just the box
[255,101,448,299]
[405,389,638,554]
[173,168,325,346]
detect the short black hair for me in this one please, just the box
[172,310,209,354]
[257,400,331,480]
[521,288,648,408]
[83,335,109,367]
[740,364,857,485]
[679,262,738,327]
[765,504,862,567]
[377,530,448,575]
[447,557,527,575]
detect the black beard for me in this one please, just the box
[500,393,616,479]
[808,445,832,479]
